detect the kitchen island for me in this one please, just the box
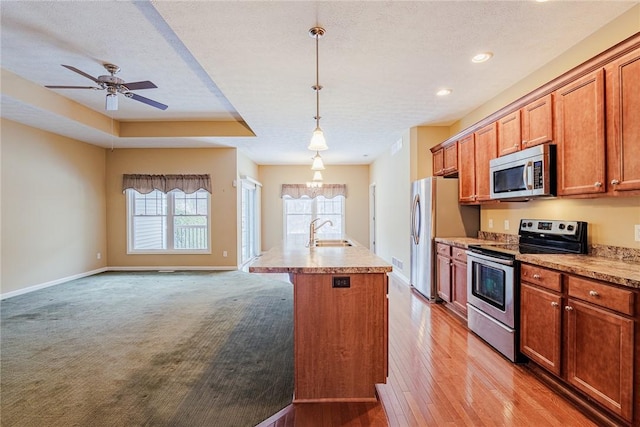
[249,236,392,403]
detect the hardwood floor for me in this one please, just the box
[259,273,596,426]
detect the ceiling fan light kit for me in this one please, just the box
[45,63,168,111]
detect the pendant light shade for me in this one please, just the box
[312,170,323,182]
[311,152,325,170]
[308,26,328,152]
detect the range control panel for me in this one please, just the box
[519,219,582,236]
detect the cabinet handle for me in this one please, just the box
[533,274,541,279]
[611,179,620,185]
[594,182,602,188]
[565,306,574,311]
[589,290,599,297]
[551,302,559,307]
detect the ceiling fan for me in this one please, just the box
[45,63,168,111]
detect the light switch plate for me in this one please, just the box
[488,219,494,229]
[635,225,640,242]
[504,220,510,230]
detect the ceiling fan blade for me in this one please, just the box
[61,65,100,83]
[124,80,157,90]
[127,93,168,110]
[45,85,99,89]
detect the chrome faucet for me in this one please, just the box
[308,218,333,247]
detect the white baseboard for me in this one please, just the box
[389,269,410,286]
[1,266,238,300]
[107,266,237,272]
[1,267,108,300]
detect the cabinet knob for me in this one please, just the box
[611,179,620,185]
[594,181,602,188]
[533,274,541,279]
[565,306,574,311]
[522,140,527,145]
[589,290,599,297]
[551,301,559,307]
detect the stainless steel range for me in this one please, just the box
[466,219,588,362]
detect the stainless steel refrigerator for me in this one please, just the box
[410,177,479,300]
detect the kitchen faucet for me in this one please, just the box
[308,218,333,247]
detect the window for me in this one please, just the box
[127,189,210,253]
[283,195,344,238]
[241,180,260,264]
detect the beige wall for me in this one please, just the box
[105,148,239,268]
[1,119,107,294]
[258,165,370,251]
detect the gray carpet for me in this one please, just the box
[0,271,294,427]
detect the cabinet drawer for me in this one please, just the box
[452,247,467,262]
[521,264,562,292]
[436,243,451,257]
[567,276,634,316]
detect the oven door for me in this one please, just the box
[466,251,515,328]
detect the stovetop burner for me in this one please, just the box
[469,219,588,257]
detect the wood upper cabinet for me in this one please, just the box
[566,298,634,422]
[555,69,606,196]
[520,283,562,376]
[522,93,554,149]
[474,122,498,202]
[605,47,640,193]
[457,134,476,203]
[432,147,445,176]
[497,110,521,156]
[443,142,458,175]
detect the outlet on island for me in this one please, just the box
[332,276,350,288]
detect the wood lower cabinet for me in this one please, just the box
[521,283,562,376]
[605,46,640,194]
[436,243,467,318]
[555,69,606,196]
[520,264,637,424]
[292,272,388,402]
[565,298,634,422]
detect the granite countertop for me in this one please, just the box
[435,236,640,289]
[249,235,393,275]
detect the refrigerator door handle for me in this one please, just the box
[411,194,420,245]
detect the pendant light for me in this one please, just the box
[308,26,328,152]
[311,151,325,170]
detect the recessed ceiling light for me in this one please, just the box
[436,88,452,97]
[472,52,493,63]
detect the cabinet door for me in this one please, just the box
[520,284,562,376]
[566,298,634,422]
[432,148,444,176]
[606,47,640,193]
[522,93,553,148]
[555,69,606,196]
[474,122,498,202]
[436,253,451,302]
[451,258,467,316]
[497,110,521,156]
[457,134,476,203]
[443,142,458,174]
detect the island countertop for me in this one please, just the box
[248,235,393,274]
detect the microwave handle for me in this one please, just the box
[523,161,533,189]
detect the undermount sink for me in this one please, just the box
[314,239,353,247]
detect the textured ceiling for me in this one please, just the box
[1,1,638,165]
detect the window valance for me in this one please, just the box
[122,174,212,194]
[281,184,346,199]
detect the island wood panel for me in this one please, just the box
[292,272,388,402]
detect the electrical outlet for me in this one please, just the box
[635,225,640,242]
[504,220,510,230]
[223,251,228,257]
[488,219,494,229]
[96,252,101,260]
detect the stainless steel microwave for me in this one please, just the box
[490,144,556,200]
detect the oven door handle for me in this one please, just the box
[466,250,515,266]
